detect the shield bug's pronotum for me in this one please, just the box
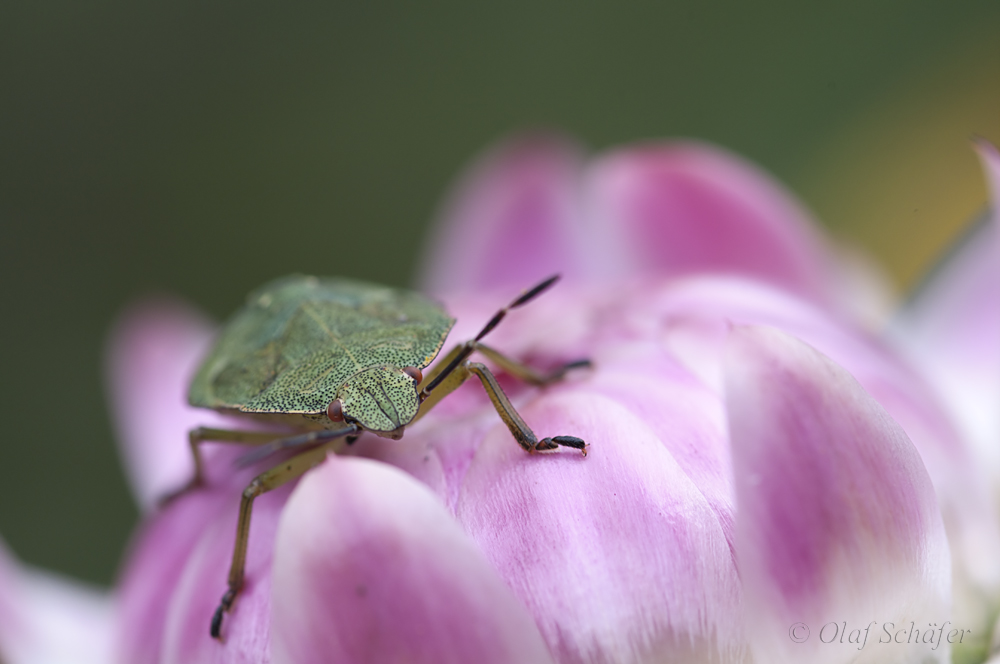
[169,274,590,639]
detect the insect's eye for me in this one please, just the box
[402,367,423,383]
[327,399,345,422]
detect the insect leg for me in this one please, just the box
[419,275,562,397]
[473,342,591,386]
[413,276,587,454]
[414,341,590,425]
[233,424,358,468]
[210,429,354,640]
[158,427,292,506]
[466,362,587,455]
[416,343,466,391]
[415,357,586,454]
[411,353,473,423]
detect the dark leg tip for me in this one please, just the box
[211,588,237,640]
[210,605,224,639]
[536,436,588,456]
[542,359,593,385]
[551,435,588,456]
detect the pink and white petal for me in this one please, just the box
[346,410,492,512]
[115,483,240,664]
[0,540,113,664]
[656,276,1000,636]
[270,456,555,664]
[652,276,989,530]
[726,326,951,664]
[892,140,1000,483]
[582,339,735,543]
[456,390,746,664]
[583,142,835,304]
[420,134,585,296]
[105,299,238,511]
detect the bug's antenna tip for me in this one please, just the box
[512,274,561,308]
[471,274,563,344]
[539,273,561,290]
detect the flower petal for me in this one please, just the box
[726,326,951,663]
[105,299,236,511]
[584,142,835,302]
[269,455,555,664]
[0,539,113,664]
[887,142,1000,632]
[420,134,585,296]
[893,140,1000,483]
[455,389,746,664]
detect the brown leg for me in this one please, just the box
[415,354,586,454]
[418,275,564,398]
[158,427,291,506]
[466,362,587,455]
[471,342,590,386]
[210,438,347,640]
[412,276,589,453]
[416,343,465,391]
[411,345,472,424]
[233,424,358,468]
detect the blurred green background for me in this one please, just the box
[1,1,998,586]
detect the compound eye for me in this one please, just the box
[402,366,423,383]
[327,399,345,422]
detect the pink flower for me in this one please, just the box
[891,138,1000,654]
[0,540,113,664]
[5,135,999,664]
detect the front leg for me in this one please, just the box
[466,362,587,455]
[415,354,587,455]
[471,342,591,386]
[413,342,589,423]
[413,276,589,453]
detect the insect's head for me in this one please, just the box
[327,365,424,439]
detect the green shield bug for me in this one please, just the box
[170,274,590,639]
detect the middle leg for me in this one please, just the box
[467,362,587,455]
[159,427,291,506]
[415,355,586,454]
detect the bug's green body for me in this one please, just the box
[180,273,589,641]
[189,275,454,434]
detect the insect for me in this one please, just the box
[173,274,590,639]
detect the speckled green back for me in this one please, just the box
[189,275,454,415]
